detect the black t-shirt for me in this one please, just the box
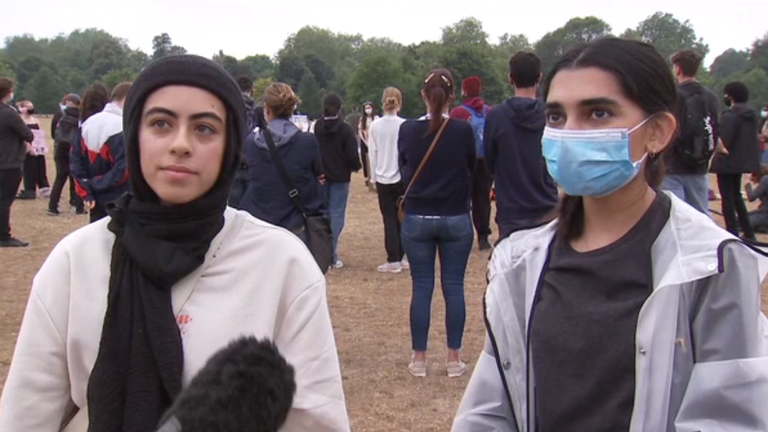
[531,192,671,432]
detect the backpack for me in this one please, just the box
[679,88,716,166]
[462,104,490,158]
[54,115,79,158]
[244,103,258,135]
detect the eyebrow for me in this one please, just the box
[144,107,224,123]
[545,97,620,110]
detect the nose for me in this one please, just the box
[168,128,192,156]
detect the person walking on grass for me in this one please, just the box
[0,55,350,432]
[315,93,361,269]
[48,94,86,216]
[399,69,475,378]
[0,77,33,247]
[450,76,493,250]
[711,81,761,241]
[16,100,50,200]
[369,87,408,273]
[71,82,131,223]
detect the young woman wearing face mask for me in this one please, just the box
[16,100,50,200]
[0,55,350,432]
[452,38,768,432]
[358,101,378,191]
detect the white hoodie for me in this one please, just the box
[0,208,351,432]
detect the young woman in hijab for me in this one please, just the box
[0,55,350,432]
[452,38,768,432]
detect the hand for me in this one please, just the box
[716,139,729,155]
[25,142,34,154]
[84,200,96,211]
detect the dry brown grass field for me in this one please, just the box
[0,117,766,432]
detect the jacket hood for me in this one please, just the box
[460,97,486,113]
[503,97,546,130]
[254,118,300,150]
[316,116,344,134]
[243,96,256,110]
[730,104,758,122]
[63,107,80,119]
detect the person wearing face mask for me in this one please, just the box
[711,81,761,240]
[48,94,86,216]
[0,77,33,247]
[359,101,378,191]
[0,55,350,432]
[759,105,768,162]
[16,100,50,200]
[452,38,768,432]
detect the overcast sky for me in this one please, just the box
[3,0,767,66]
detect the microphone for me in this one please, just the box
[156,337,296,432]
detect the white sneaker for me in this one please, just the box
[377,262,402,273]
[332,260,344,269]
[401,258,410,270]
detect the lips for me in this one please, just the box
[161,165,197,175]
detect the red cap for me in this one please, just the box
[462,76,481,98]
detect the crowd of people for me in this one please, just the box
[1,36,768,431]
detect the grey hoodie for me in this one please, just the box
[254,118,300,151]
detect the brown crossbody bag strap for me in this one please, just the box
[397,118,451,222]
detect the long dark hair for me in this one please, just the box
[542,37,678,241]
[361,101,375,131]
[422,68,455,135]
[80,82,110,122]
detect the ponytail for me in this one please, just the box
[422,69,454,135]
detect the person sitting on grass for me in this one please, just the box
[746,164,768,233]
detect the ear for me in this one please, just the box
[508,73,515,87]
[646,112,677,156]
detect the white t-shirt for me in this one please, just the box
[0,208,350,432]
[369,114,406,185]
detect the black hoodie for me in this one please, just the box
[0,102,34,170]
[711,103,761,175]
[485,97,559,238]
[314,117,361,183]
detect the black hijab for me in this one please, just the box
[86,55,246,432]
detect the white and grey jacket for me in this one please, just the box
[452,192,768,432]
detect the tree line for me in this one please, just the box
[1,13,767,117]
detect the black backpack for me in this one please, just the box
[678,87,716,166]
[54,115,79,158]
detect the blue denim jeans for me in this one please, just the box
[401,213,473,351]
[661,174,709,215]
[323,182,350,263]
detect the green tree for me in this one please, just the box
[535,17,612,73]
[737,68,768,108]
[0,55,15,79]
[710,49,751,81]
[252,77,273,102]
[298,72,323,118]
[442,17,488,46]
[240,55,274,80]
[102,68,136,89]
[750,33,768,75]
[347,55,406,111]
[275,52,308,89]
[25,66,68,113]
[152,33,187,60]
[621,12,708,65]
[212,50,242,77]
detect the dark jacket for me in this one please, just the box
[51,109,64,140]
[666,81,720,175]
[398,118,476,216]
[70,103,129,204]
[345,112,362,137]
[54,107,80,160]
[485,97,559,237]
[241,119,327,232]
[314,117,361,183]
[0,102,34,170]
[711,104,761,175]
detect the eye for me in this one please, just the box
[151,119,171,129]
[195,124,216,135]
[590,109,611,120]
[546,112,565,126]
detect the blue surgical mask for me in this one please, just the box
[542,118,651,197]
